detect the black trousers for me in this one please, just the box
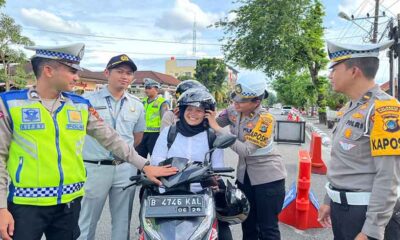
[237,172,285,240]
[8,197,82,240]
[136,132,160,158]
[331,200,400,240]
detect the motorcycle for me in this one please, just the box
[123,134,237,240]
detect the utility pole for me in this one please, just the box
[192,15,197,57]
[397,14,400,100]
[372,0,379,43]
[388,19,394,96]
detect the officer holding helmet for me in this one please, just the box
[206,76,287,240]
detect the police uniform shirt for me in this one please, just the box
[82,87,145,161]
[217,105,287,185]
[160,110,177,132]
[325,85,400,239]
[0,88,148,209]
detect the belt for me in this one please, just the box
[325,183,371,206]
[83,160,122,166]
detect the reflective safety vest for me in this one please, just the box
[143,96,165,132]
[1,90,89,206]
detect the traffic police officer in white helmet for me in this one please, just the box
[206,76,287,240]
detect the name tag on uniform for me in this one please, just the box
[94,106,107,110]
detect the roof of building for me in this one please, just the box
[7,63,180,86]
[133,71,180,86]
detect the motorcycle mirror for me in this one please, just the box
[213,134,236,149]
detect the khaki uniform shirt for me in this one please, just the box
[160,110,177,132]
[217,105,287,185]
[0,88,147,208]
[325,85,400,239]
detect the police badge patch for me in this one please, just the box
[383,115,399,133]
[121,55,129,61]
[22,108,40,122]
[235,84,242,94]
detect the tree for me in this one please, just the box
[263,91,277,107]
[177,75,192,81]
[0,12,33,90]
[194,58,228,107]
[12,62,34,89]
[217,0,328,122]
[272,71,318,108]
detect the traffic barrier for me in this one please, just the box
[279,150,322,230]
[310,133,327,175]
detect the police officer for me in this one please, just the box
[136,78,168,158]
[0,43,177,240]
[206,77,287,240]
[160,79,207,131]
[78,54,145,240]
[318,40,400,240]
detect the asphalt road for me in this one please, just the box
[92,108,334,240]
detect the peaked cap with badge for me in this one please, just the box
[230,75,269,102]
[106,54,137,72]
[26,43,85,71]
[326,40,394,68]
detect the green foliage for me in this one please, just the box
[326,87,348,110]
[194,58,228,104]
[272,71,317,108]
[177,75,192,81]
[0,13,33,90]
[216,0,336,121]
[263,91,277,107]
[12,62,34,89]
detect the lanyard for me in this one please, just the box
[105,96,125,129]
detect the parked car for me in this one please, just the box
[281,106,292,115]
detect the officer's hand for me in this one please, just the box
[205,110,221,132]
[354,232,368,240]
[318,204,332,228]
[143,165,178,186]
[0,208,14,240]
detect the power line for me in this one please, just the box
[22,27,223,46]
[86,49,191,57]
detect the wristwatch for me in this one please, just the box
[141,161,150,172]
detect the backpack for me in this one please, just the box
[167,124,216,151]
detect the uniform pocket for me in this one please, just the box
[16,157,24,183]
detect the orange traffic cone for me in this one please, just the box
[310,133,327,175]
[279,150,322,230]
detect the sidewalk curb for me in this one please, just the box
[302,117,331,147]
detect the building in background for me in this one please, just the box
[380,79,398,98]
[165,56,239,89]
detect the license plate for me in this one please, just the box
[145,195,206,218]
[149,196,203,207]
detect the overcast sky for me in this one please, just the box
[3,0,400,85]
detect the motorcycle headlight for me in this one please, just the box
[189,195,215,240]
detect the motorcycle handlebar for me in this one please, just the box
[129,175,142,182]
